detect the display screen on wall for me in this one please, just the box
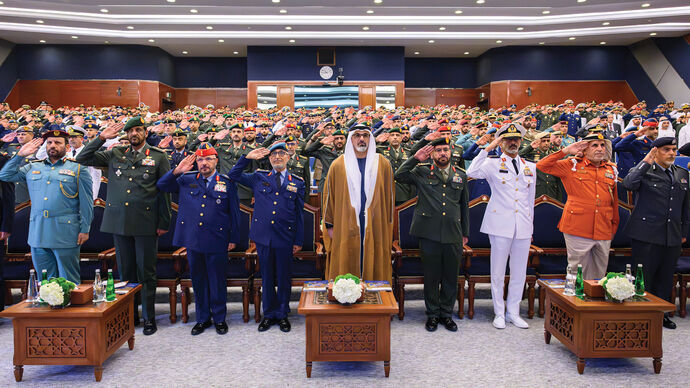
[294,86,359,109]
[257,85,277,109]
[376,85,396,110]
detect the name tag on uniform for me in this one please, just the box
[31,170,41,174]
[214,184,227,192]
[189,184,198,188]
[499,169,508,174]
[141,158,156,166]
[59,169,75,177]
[286,185,297,193]
[452,175,463,183]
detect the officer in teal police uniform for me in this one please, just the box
[0,129,93,284]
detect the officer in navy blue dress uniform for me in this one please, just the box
[623,137,690,330]
[157,143,240,335]
[228,143,305,333]
[613,119,658,177]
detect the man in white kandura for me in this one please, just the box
[466,123,536,329]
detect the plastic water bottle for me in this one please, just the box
[575,264,584,297]
[93,269,104,303]
[635,264,645,296]
[27,269,39,304]
[625,264,634,284]
[106,269,116,302]
[563,264,576,296]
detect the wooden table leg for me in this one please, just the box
[14,365,23,382]
[577,358,585,374]
[544,330,551,344]
[128,335,135,350]
[653,357,662,374]
[384,360,390,377]
[94,365,104,382]
[306,361,312,378]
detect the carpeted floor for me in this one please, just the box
[0,284,686,387]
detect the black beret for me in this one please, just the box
[651,136,677,148]
[678,142,690,156]
[430,137,451,147]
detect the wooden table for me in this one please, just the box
[0,284,141,382]
[539,280,675,374]
[297,289,398,378]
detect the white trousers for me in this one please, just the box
[488,235,531,317]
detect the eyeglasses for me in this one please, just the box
[270,150,288,157]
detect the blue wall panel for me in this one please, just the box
[174,57,247,87]
[405,58,475,88]
[0,49,18,99]
[653,37,690,85]
[15,45,175,85]
[247,46,404,81]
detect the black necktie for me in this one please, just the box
[512,159,519,174]
[203,178,209,188]
[276,173,282,188]
[666,169,673,184]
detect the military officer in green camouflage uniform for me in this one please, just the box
[519,131,564,201]
[377,127,416,205]
[76,117,171,335]
[303,128,347,192]
[395,137,470,333]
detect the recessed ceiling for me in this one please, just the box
[0,0,687,57]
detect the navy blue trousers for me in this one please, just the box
[188,250,228,324]
[256,243,293,320]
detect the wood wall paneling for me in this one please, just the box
[277,85,294,109]
[489,81,509,109]
[359,85,375,108]
[216,89,247,108]
[404,89,436,107]
[137,81,159,111]
[502,80,638,109]
[435,89,478,107]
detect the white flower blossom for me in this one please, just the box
[40,282,65,306]
[604,276,635,301]
[332,278,362,304]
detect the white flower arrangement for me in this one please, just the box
[602,275,635,302]
[332,278,363,304]
[39,282,65,306]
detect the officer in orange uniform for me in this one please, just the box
[536,132,619,279]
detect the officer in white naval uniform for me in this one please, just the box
[466,123,536,330]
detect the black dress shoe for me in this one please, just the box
[439,317,458,332]
[258,318,273,332]
[191,321,212,336]
[215,321,228,335]
[278,318,291,333]
[143,320,157,335]
[425,317,439,332]
[663,316,676,329]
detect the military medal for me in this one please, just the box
[143,173,149,179]
[115,169,122,177]
[452,175,462,183]
[605,172,614,179]
[216,198,222,204]
[142,158,155,166]
[59,169,76,176]
[682,178,688,184]
[287,184,297,193]
[524,167,533,176]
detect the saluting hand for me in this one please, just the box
[158,136,173,148]
[246,147,270,160]
[424,130,442,141]
[173,154,197,175]
[642,147,657,165]
[375,132,389,143]
[485,135,502,151]
[634,127,647,138]
[17,138,43,157]
[414,145,433,161]
[274,125,288,137]
[321,135,335,146]
[214,128,229,140]
[197,133,208,142]
[1,131,16,143]
[100,122,125,140]
[562,141,588,155]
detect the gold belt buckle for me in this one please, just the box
[43,210,49,218]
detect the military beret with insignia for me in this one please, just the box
[269,142,287,153]
[332,129,347,137]
[124,116,145,131]
[651,137,676,148]
[42,129,69,141]
[388,127,402,134]
[171,129,187,137]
